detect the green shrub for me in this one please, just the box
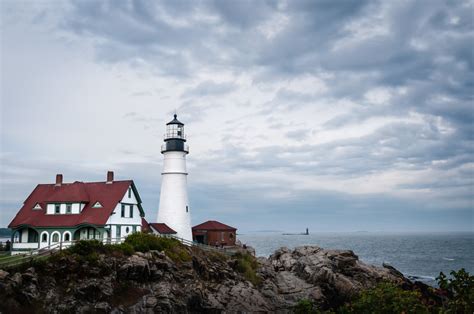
[340,282,429,314]
[103,242,135,256]
[124,232,180,252]
[437,268,474,313]
[67,240,103,256]
[166,245,192,263]
[232,252,261,286]
[294,299,317,314]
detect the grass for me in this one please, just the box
[232,252,261,286]
[0,254,35,269]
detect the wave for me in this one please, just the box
[442,257,455,261]
[407,274,436,281]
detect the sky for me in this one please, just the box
[0,0,473,233]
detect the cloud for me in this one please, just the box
[1,0,472,231]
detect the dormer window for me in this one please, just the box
[55,204,60,214]
[33,203,42,210]
[66,203,72,214]
[92,202,103,208]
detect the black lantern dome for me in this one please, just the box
[166,114,184,126]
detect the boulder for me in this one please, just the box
[0,270,9,280]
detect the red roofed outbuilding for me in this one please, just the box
[141,218,177,235]
[192,220,237,246]
[8,172,145,253]
[149,223,177,235]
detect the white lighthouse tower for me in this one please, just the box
[157,114,192,241]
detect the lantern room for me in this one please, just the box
[164,114,186,141]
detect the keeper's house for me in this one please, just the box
[8,171,144,253]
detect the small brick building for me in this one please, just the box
[192,220,237,247]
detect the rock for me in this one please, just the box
[0,245,415,313]
[0,270,9,280]
[10,273,22,287]
[145,296,158,308]
[94,301,111,312]
[118,255,150,280]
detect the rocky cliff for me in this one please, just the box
[0,245,412,313]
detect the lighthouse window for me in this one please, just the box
[186,206,188,213]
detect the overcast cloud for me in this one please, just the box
[1,0,473,232]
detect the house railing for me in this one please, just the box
[164,234,234,256]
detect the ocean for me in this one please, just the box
[238,232,474,286]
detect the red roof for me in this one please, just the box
[141,217,151,233]
[149,223,176,234]
[192,220,237,231]
[9,180,144,228]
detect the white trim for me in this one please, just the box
[62,231,72,242]
[40,231,49,248]
[51,231,61,243]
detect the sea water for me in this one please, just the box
[238,232,474,286]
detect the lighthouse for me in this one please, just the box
[157,114,192,241]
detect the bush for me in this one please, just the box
[232,252,261,286]
[125,233,180,252]
[437,268,474,313]
[294,299,316,314]
[340,282,429,314]
[103,242,135,256]
[67,240,103,256]
[124,233,191,262]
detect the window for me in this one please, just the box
[41,233,47,242]
[129,205,133,218]
[116,226,121,238]
[33,203,42,210]
[221,232,224,241]
[229,233,234,239]
[186,205,189,213]
[66,204,72,214]
[128,187,132,198]
[55,204,60,214]
[52,233,59,242]
[126,227,130,233]
[132,225,137,233]
[121,204,125,217]
[64,233,70,242]
[92,202,102,208]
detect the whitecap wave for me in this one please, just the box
[407,274,436,281]
[442,257,455,261]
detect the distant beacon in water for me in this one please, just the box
[157,114,192,242]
